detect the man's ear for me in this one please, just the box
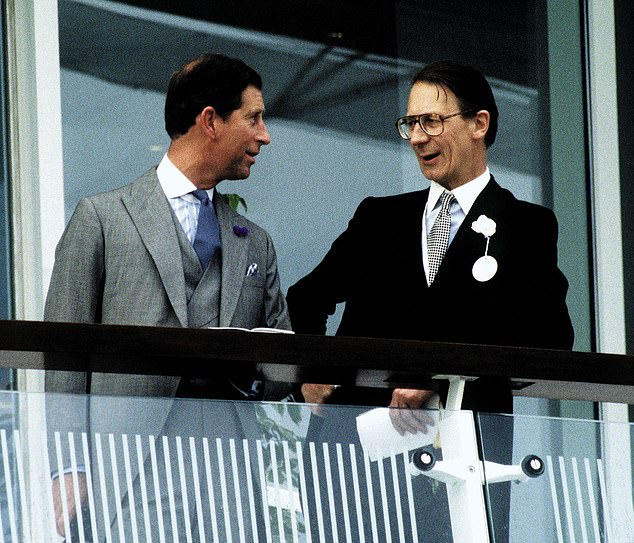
[472,110,490,142]
[197,106,218,138]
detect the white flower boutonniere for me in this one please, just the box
[470,214,498,282]
[471,215,497,237]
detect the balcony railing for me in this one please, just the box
[0,320,630,542]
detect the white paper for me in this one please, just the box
[207,326,295,334]
[356,397,440,462]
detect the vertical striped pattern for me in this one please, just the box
[0,428,625,542]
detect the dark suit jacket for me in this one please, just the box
[287,178,574,412]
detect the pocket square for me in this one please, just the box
[245,263,259,277]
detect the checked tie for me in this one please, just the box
[427,191,455,284]
[191,189,221,270]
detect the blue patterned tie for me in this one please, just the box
[191,189,221,270]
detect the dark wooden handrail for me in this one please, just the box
[0,320,632,403]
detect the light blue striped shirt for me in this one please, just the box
[156,154,214,243]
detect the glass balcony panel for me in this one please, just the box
[478,412,634,543]
[5,391,455,542]
[2,389,631,542]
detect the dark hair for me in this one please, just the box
[164,53,263,138]
[412,60,498,147]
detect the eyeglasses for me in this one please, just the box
[395,109,476,140]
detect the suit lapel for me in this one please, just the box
[215,193,250,327]
[121,170,188,326]
[433,178,507,284]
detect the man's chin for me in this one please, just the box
[226,169,252,181]
[419,168,451,189]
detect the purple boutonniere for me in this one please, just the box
[233,225,249,237]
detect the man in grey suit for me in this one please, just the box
[45,53,291,540]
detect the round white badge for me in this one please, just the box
[472,255,498,282]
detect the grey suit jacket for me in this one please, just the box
[44,167,291,398]
[43,169,291,539]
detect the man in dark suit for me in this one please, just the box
[287,59,573,416]
[45,53,291,541]
[286,61,574,541]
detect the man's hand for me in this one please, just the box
[301,383,337,415]
[388,388,436,435]
[52,472,87,537]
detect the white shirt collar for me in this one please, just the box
[427,167,491,215]
[156,154,214,200]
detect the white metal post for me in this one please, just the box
[587,1,634,541]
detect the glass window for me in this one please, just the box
[57,0,591,348]
[0,5,14,390]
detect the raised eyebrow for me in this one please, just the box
[404,112,440,119]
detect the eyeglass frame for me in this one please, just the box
[395,108,478,140]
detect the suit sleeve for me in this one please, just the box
[45,198,103,398]
[287,198,371,334]
[263,232,292,330]
[44,200,104,469]
[517,206,574,349]
[44,198,105,324]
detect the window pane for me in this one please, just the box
[0,5,14,390]
[58,0,591,347]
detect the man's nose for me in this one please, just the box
[259,121,271,145]
[409,123,430,145]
